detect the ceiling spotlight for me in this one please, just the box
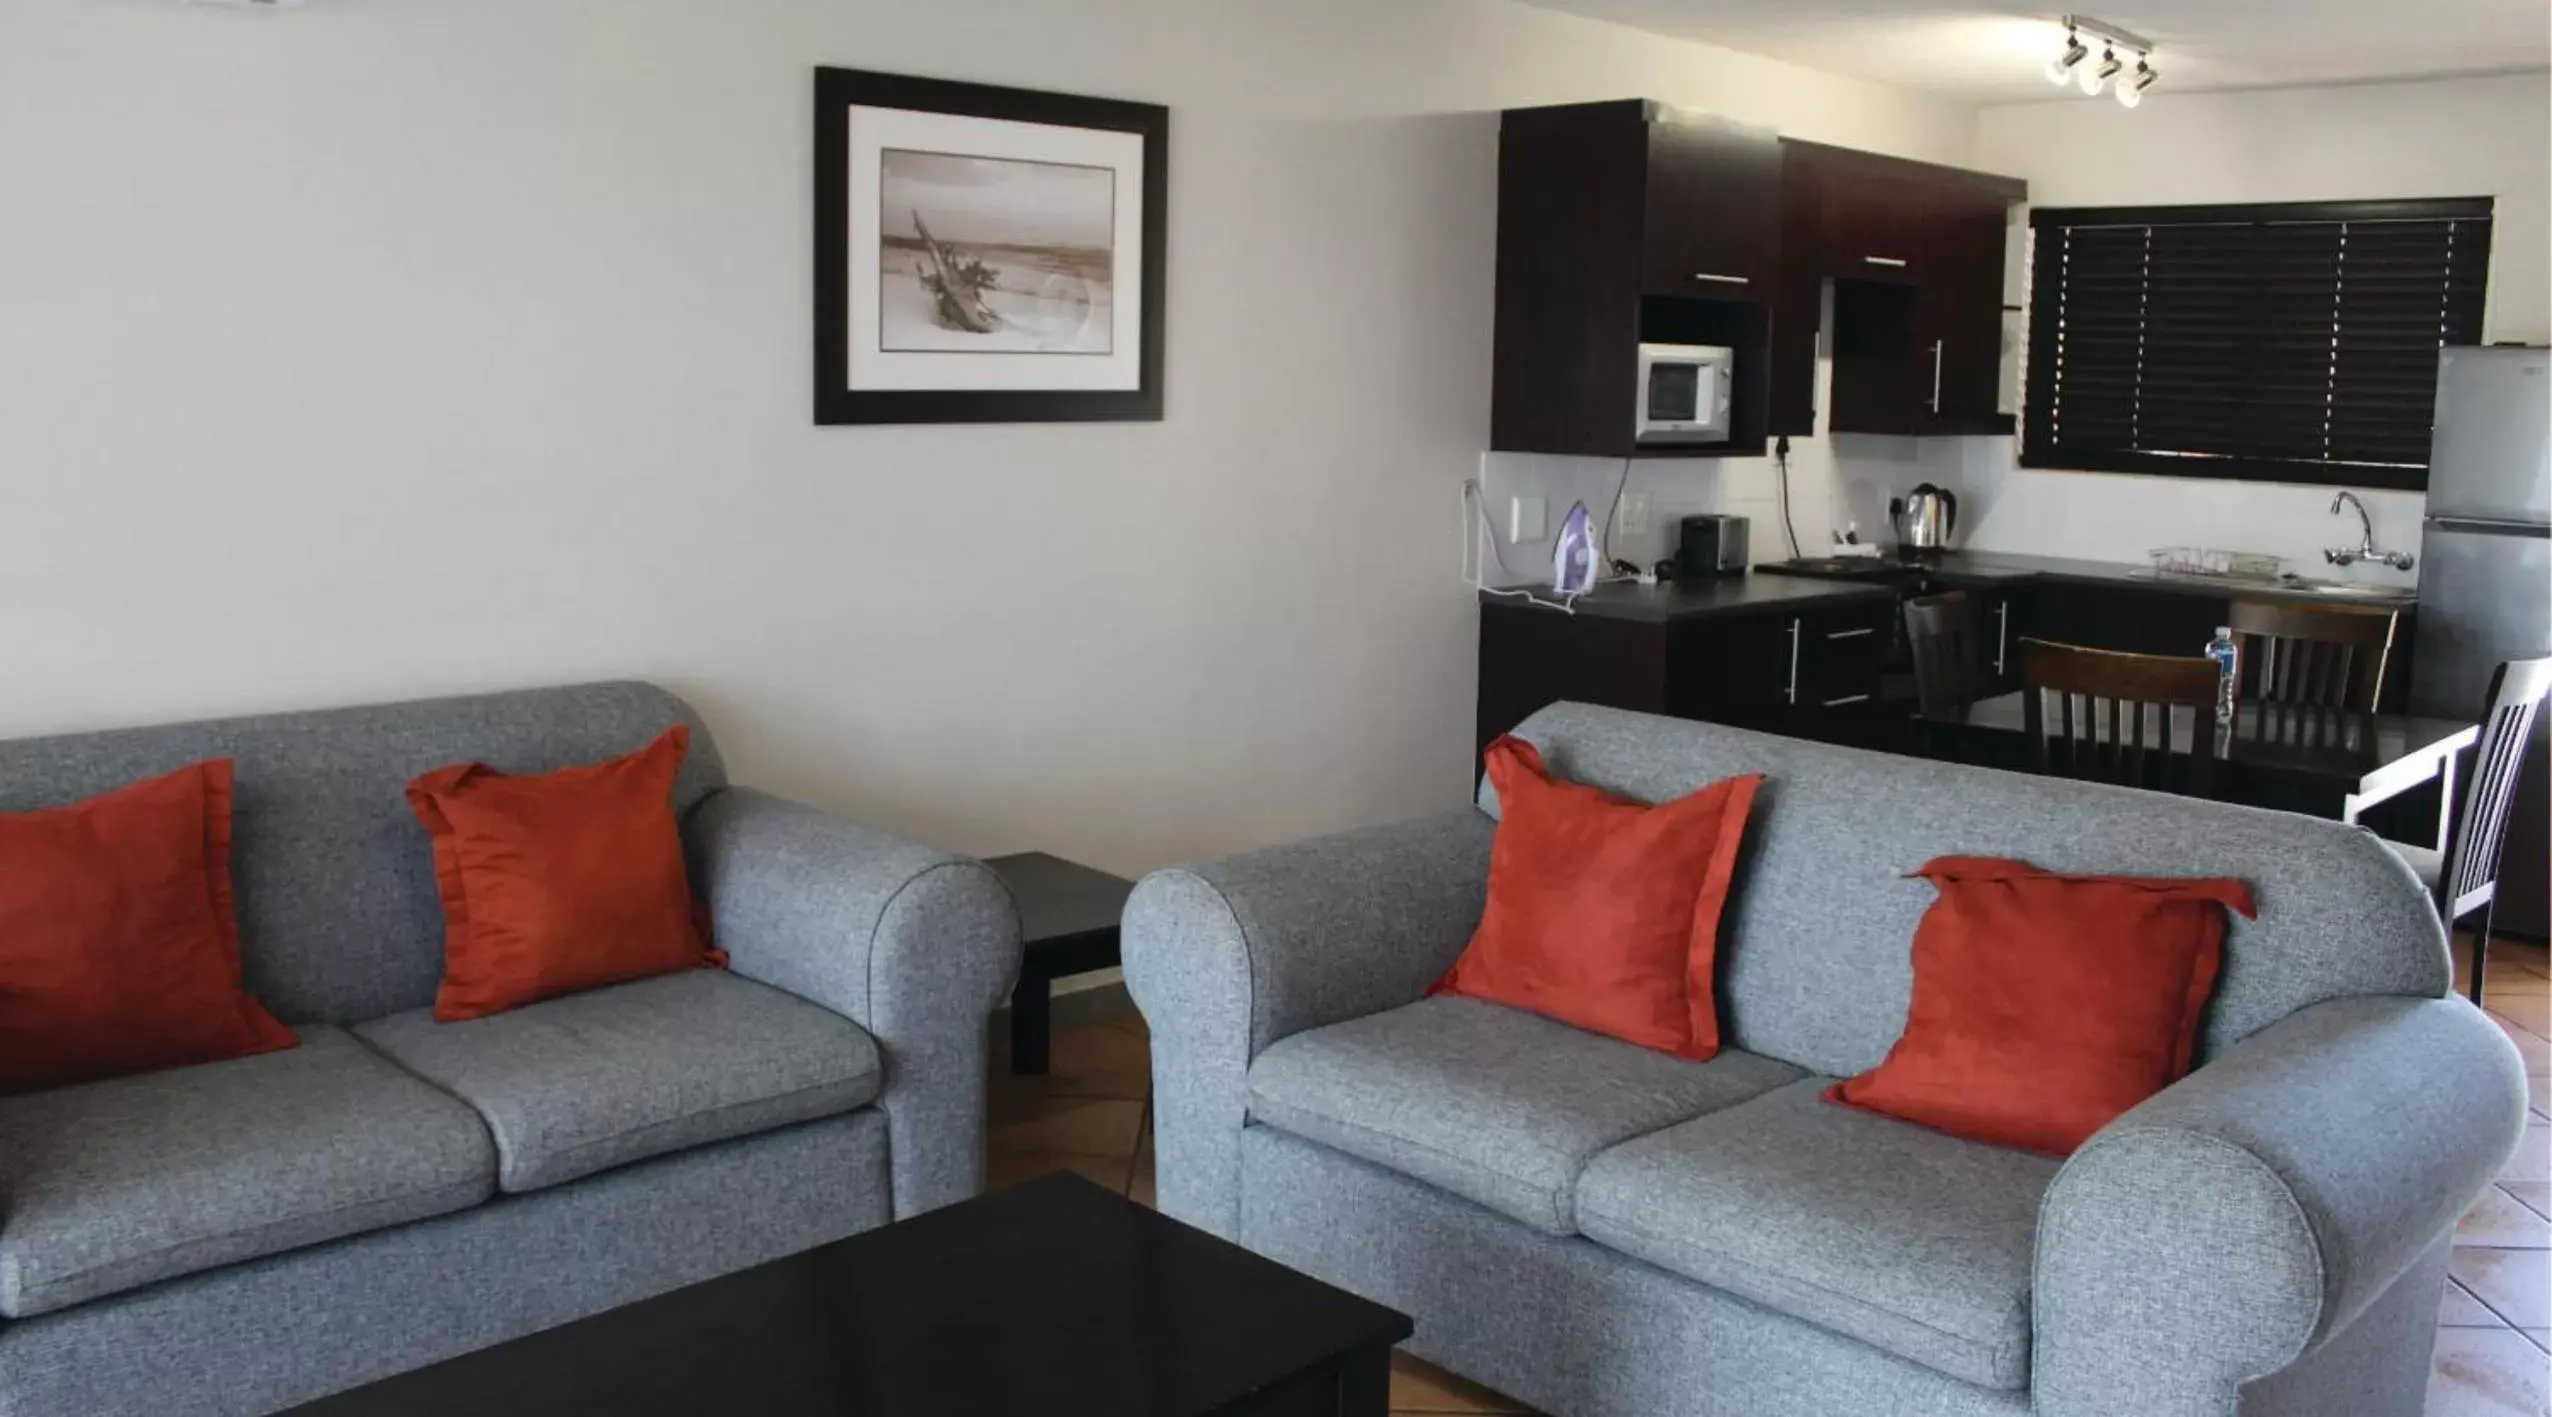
[2045,31,2088,85]
[2079,46,2122,94]
[2116,60,2158,107]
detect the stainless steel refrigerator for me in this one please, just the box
[2412,345,2551,937]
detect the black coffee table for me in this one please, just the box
[282,1172,1411,1416]
[986,851,1137,1075]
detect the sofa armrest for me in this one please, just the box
[1121,809,1493,1237]
[2033,994,2528,1417]
[683,787,1020,1219]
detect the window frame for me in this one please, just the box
[2020,195,2494,492]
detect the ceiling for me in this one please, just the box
[1522,0,2552,103]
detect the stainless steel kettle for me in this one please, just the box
[1892,483,1959,550]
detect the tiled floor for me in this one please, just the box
[988,934,2552,1416]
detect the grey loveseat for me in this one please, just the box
[0,682,1020,1416]
[1124,702,2530,1417]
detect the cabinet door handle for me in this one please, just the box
[1824,627,1876,640]
[1785,618,1802,705]
[1821,694,1874,708]
[1863,255,1909,268]
[1692,272,1750,285]
[1993,601,2010,675]
[1929,340,1945,414]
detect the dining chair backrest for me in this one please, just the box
[2227,599,2398,712]
[1903,591,1978,723]
[2019,638,2222,798]
[2439,656,2552,920]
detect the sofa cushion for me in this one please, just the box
[1247,996,1802,1235]
[0,1024,494,1318]
[354,969,881,1193]
[1575,1077,2060,1390]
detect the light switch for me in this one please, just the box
[1510,497,1546,542]
[1619,491,1653,536]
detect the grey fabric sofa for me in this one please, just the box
[0,682,1020,1417]
[1124,702,2530,1417]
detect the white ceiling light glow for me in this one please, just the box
[2047,16,2159,107]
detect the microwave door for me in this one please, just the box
[1650,362,1700,425]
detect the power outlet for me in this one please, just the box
[1619,491,1653,537]
[1509,496,1547,542]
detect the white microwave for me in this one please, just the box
[1636,342,1735,445]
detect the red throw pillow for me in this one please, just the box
[1431,736,1760,1059]
[1828,856,2257,1155]
[407,725,721,1022]
[0,760,298,1093]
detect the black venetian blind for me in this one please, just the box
[2023,197,2492,490]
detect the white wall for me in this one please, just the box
[0,0,1976,874]
[1957,71,2552,584]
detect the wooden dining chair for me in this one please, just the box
[2228,599,2400,712]
[1903,592,1978,758]
[2381,656,2552,1003]
[2019,638,2223,797]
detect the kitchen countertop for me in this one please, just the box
[1808,550,2420,608]
[1476,575,1894,624]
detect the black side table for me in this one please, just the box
[984,852,1136,1075]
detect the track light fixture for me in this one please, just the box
[2047,16,2157,108]
[2045,30,2089,86]
[2116,59,2159,108]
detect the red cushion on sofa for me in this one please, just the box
[1828,855,2256,1155]
[1431,736,1759,1060]
[408,725,720,1022]
[0,759,298,1093]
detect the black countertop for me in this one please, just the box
[1476,575,1894,624]
[1477,551,2416,626]
[1796,550,2420,609]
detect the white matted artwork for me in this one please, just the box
[815,69,1167,424]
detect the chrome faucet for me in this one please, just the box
[2325,491,2415,570]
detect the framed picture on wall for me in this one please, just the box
[813,67,1168,424]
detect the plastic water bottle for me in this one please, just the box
[2205,627,2239,729]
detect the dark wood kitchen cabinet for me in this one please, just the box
[1771,142,2025,438]
[1491,100,1779,458]
[1476,592,1894,759]
[1641,111,1784,295]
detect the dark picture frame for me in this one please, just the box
[813,67,1168,425]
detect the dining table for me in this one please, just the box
[1957,691,2481,840]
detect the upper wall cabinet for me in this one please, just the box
[1492,101,1781,459]
[1641,111,1784,296]
[1771,141,2027,437]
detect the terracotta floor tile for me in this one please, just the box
[2489,1015,2552,1072]
[2491,941,2552,979]
[2454,1248,2552,1329]
[2496,996,2552,1037]
[990,1095,1146,1157]
[1389,1352,1536,1414]
[2530,1073,2549,1121]
[2448,1278,2514,1328]
[987,1149,1131,1194]
[2507,1184,2552,1219]
[2463,1188,2552,1249]
[2488,971,2552,1001]
[2430,1326,2552,1416]
[2504,1125,2552,1186]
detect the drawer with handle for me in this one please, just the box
[1782,600,1893,710]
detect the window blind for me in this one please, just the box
[2022,198,2492,490]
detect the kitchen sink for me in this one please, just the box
[2275,578,2416,603]
[2128,568,2413,603]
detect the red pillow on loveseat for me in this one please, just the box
[1431,736,1759,1060]
[1828,855,2256,1154]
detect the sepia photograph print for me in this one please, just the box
[814,67,1167,425]
[878,150,1115,355]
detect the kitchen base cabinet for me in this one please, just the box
[1477,595,1895,764]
